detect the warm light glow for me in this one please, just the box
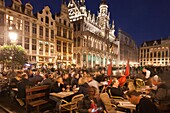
[49,58,52,62]
[72,59,76,64]
[107,60,110,64]
[96,60,99,64]
[9,31,17,43]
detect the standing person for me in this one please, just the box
[142,68,151,80]
[126,90,160,113]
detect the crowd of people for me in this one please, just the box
[0,65,170,113]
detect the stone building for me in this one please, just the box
[67,0,119,67]
[140,37,170,66]
[0,0,74,69]
[117,29,139,66]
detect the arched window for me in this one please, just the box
[74,38,76,47]
[45,16,49,24]
[77,53,80,63]
[73,53,76,60]
[78,37,81,47]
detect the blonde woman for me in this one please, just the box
[77,76,89,96]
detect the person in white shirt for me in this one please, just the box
[142,68,151,79]
[87,75,100,93]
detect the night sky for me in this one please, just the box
[5,0,170,46]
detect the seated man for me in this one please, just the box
[109,78,126,97]
[126,90,160,113]
[147,75,170,104]
[17,73,34,106]
[50,76,66,93]
[77,86,105,113]
[10,70,23,88]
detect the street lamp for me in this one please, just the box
[8,25,18,73]
[72,59,76,68]
[8,25,18,44]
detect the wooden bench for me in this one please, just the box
[26,85,50,113]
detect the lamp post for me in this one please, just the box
[72,59,76,69]
[9,25,18,45]
[8,25,18,73]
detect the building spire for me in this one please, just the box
[80,0,85,6]
[100,0,107,5]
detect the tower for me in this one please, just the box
[98,0,110,29]
[0,0,4,7]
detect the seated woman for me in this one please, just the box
[109,78,126,97]
[77,77,89,96]
[71,73,80,88]
[77,86,105,113]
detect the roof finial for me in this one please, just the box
[101,0,107,5]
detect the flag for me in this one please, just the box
[125,60,130,77]
[107,62,112,76]
[118,60,130,86]
[118,76,126,87]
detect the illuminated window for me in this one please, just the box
[24,21,30,33]
[32,39,36,50]
[63,28,67,38]
[57,40,61,52]
[68,43,72,54]
[6,15,13,26]
[63,42,67,53]
[24,37,29,49]
[39,26,43,38]
[51,45,54,53]
[45,28,49,41]
[16,18,22,30]
[45,42,49,52]
[32,23,37,35]
[39,41,43,51]
[51,30,54,41]
[57,26,61,36]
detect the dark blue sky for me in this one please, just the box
[5,0,170,46]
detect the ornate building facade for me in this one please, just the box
[67,0,119,67]
[0,0,74,69]
[117,29,139,66]
[140,37,170,66]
